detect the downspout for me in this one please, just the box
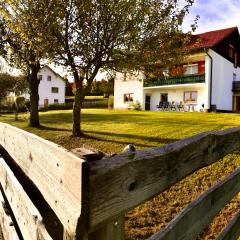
[205,49,213,111]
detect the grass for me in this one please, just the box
[1,109,240,153]
[0,109,240,239]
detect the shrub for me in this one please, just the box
[39,102,73,111]
[40,99,108,111]
[130,100,142,110]
[82,99,108,108]
[108,96,114,109]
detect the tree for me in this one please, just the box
[91,80,101,96]
[47,0,197,136]
[0,1,57,127]
[0,73,15,109]
[0,73,27,111]
[90,79,114,97]
[65,80,75,96]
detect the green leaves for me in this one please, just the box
[0,73,27,99]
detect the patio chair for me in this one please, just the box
[177,101,185,111]
[170,101,177,111]
[163,101,169,111]
[156,101,164,111]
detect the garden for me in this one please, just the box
[0,109,240,239]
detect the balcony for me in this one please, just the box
[144,74,205,87]
[232,81,240,92]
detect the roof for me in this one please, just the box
[188,27,239,50]
[40,65,67,83]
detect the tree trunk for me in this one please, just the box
[72,69,84,137]
[71,65,100,137]
[29,64,40,127]
[72,86,83,137]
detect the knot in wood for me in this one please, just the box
[128,181,137,192]
[208,145,216,154]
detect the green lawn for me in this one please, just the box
[1,109,240,153]
[0,109,240,239]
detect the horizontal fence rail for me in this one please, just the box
[87,127,240,230]
[0,190,19,240]
[0,122,87,239]
[0,122,240,240]
[217,211,240,240]
[0,157,53,240]
[148,168,240,240]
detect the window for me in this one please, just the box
[54,99,59,104]
[160,93,168,102]
[38,75,43,81]
[233,73,237,81]
[229,45,234,58]
[47,75,51,81]
[184,64,198,75]
[234,52,238,68]
[124,93,134,102]
[51,87,59,93]
[184,91,198,102]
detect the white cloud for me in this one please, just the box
[182,0,240,33]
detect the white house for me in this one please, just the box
[114,27,240,112]
[38,65,66,107]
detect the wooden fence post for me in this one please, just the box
[89,217,125,240]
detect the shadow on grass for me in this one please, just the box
[84,130,179,148]
[38,111,238,131]
[81,133,157,148]
[36,125,71,132]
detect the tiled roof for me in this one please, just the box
[188,27,238,50]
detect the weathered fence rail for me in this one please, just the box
[0,122,239,240]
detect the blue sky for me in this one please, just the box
[182,0,240,33]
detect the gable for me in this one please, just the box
[188,27,240,67]
[212,30,240,67]
[38,66,66,84]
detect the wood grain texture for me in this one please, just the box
[88,127,240,230]
[147,168,240,240]
[0,189,19,240]
[89,217,125,240]
[0,123,86,237]
[217,211,240,240]
[0,157,53,240]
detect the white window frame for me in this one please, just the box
[51,87,59,93]
[124,93,134,103]
[184,91,198,102]
[184,64,198,75]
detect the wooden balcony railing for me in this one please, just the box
[232,81,240,91]
[144,74,205,87]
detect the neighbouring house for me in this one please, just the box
[114,26,240,112]
[38,65,66,107]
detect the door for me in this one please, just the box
[236,96,240,112]
[145,95,151,110]
[44,99,49,107]
[161,93,168,102]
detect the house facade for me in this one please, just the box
[38,66,66,107]
[114,27,240,112]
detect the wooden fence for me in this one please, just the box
[0,122,239,240]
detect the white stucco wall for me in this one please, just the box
[114,72,144,109]
[38,67,66,106]
[210,49,240,111]
[114,49,240,112]
[143,84,206,111]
